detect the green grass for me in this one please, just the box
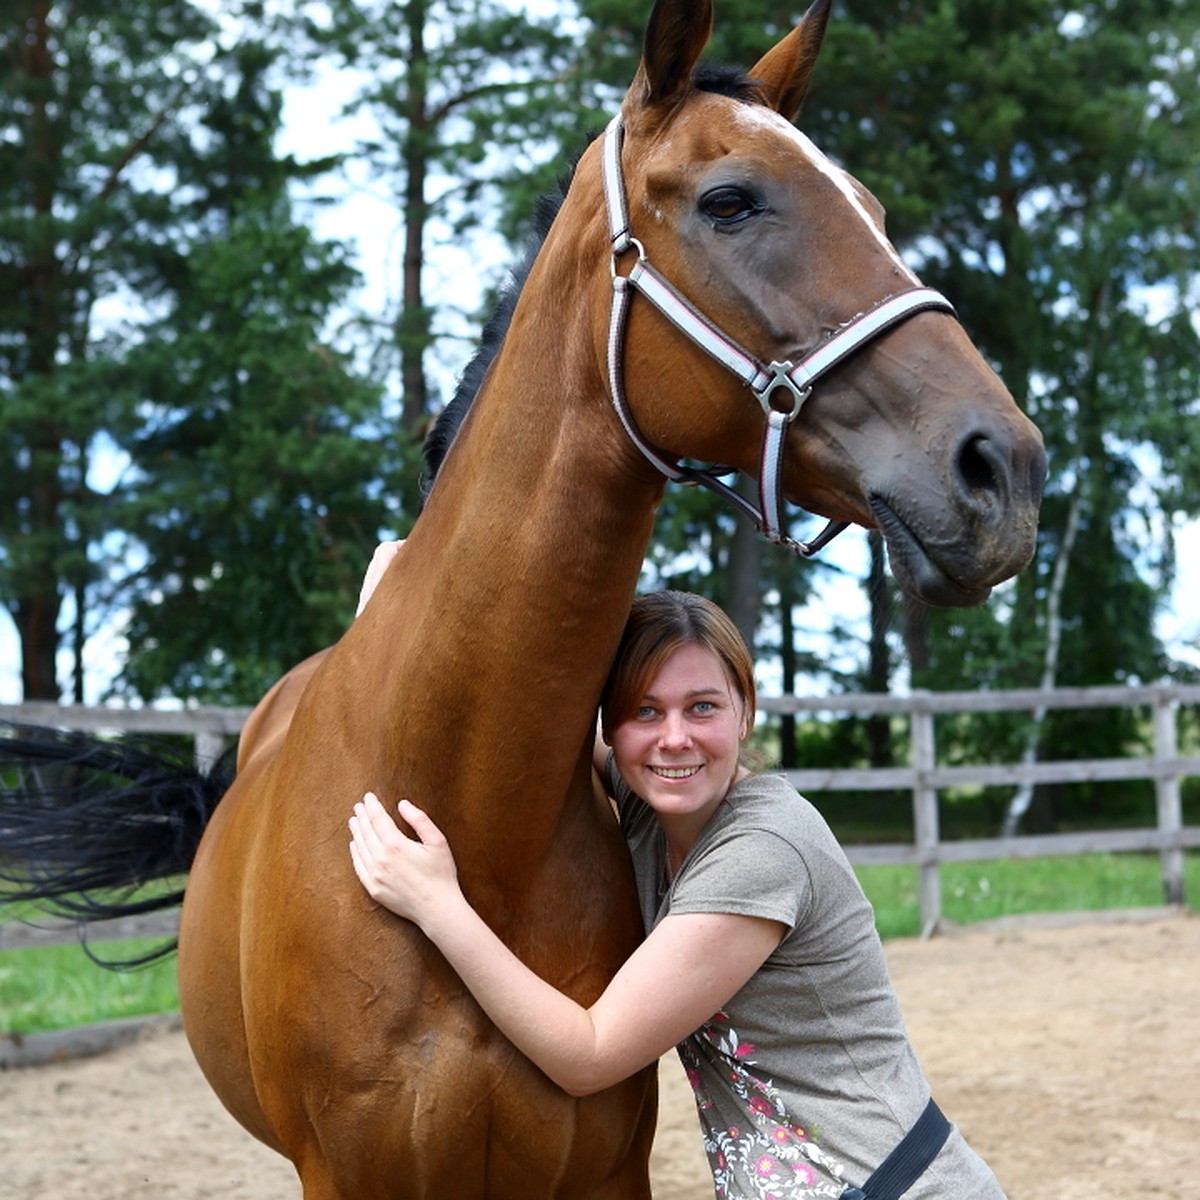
[2,852,1197,1035]
[858,850,1200,940]
[0,938,180,1036]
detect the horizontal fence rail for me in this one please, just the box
[762,682,1200,930]
[0,700,252,775]
[3,684,1198,944]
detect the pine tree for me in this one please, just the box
[109,32,401,705]
[0,2,221,699]
[305,0,600,451]
[801,0,1200,827]
[0,3,395,703]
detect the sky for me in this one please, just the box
[2,19,1197,706]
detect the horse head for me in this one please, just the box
[605,0,1046,606]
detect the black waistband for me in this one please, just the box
[839,1098,952,1200]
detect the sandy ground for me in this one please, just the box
[1,910,1197,1199]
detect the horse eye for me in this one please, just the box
[701,187,759,224]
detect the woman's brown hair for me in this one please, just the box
[600,591,756,742]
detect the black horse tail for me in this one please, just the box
[0,723,233,967]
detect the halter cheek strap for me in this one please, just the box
[601,113,956,558]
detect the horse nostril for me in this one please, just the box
[957,434,1002,497]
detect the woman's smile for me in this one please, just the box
[650,765,702,780]
[610,642,747,831]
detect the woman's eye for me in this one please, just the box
[635,706,657,720]
[701,187,759,224]
[692,701,715,715]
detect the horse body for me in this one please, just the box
[179,194,665,1196]
[3,2,1046,1196]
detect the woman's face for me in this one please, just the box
[610,642,746,825]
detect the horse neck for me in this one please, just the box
[359,275,664,879]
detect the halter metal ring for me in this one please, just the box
[756,362,811,419]
[610,235,645,278]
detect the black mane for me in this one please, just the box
[419,63,762,502]
[420,189,565,504]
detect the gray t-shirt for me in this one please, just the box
[610,766,1006,1199]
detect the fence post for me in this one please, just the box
[194,730,226,777]
[910,694,941,936]
[1152,686,1185,905]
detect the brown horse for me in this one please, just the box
[0,1,1045,1196]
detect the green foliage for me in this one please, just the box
[782,0,1200,832]
[112,205,402,704]
[0,1,222,698]
[306,0,613,432]
[802,0,1200,699]
[2,0,1196,759]
[0,2,402,705]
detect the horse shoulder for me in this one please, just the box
[236,648,332,774]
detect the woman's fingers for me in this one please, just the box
[350,797,390,860]
[348,791,458,921]
[348,837,372,889]
[355,539,405,616]
[397,798,446,848]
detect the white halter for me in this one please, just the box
[601,113,956,557]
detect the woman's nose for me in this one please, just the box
[658,712,692,749]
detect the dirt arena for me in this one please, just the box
[1,910,1196,1199]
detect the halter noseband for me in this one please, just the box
[601,113,956,558]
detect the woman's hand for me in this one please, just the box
[348,791,460,928]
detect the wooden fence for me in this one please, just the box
[762,682,1200,932]
[3,683,1199,945]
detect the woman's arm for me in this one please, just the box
[349,792,783,1097]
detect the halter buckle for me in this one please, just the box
[756,362,811,419]
[610,235,645,279]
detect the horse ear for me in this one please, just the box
[629,0,712,110]
[749,0,833,121]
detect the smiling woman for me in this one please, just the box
[350,589,1009,1199]
[607,641,747,834]
[600,596,753,854]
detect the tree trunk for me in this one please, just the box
[1001,487,1082,837]
[14,6,66,701]
[725,478,762,658]
[901,594,929,679]
[399,0,430,432]
[865,529,892,766]
[778,568,797,769]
